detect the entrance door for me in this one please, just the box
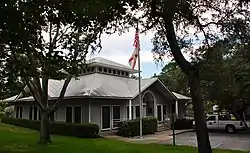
[102,106,111,130]
[112,106,120,129]
[157,105,162,121]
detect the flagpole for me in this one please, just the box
[137,26,143,139]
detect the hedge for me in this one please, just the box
[2,117,99,138]
[117,117,157,137]
[171,119,193,130]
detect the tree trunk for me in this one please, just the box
[163,20,212,153]
[189,70,212,153]
[39,110,51,144]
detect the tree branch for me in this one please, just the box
[141,17,160,33]
[12,52,44,110]
[26,50,43,98]
[49,23,60,54]
[50,32,81,113]
[52,23,60,46]
[151,0,165,18]
[49,22,52,46]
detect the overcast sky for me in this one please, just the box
[88,29,172,78]
[88,28,195,78]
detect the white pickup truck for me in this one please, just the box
[193,114,248,133]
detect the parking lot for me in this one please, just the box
[160,131,250,151]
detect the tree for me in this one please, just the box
[158,61,189,96]
[199,39,250,120]
[121,0,250,153]
[0,55,24,100]
[0,0,138,144]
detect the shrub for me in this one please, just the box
[2,117,99,138]
[117,117,157,137]
[0,112,5,122]
[171,119,193,130]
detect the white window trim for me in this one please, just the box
[16,106,22,118]
[126,105,136,120]
[65,105,73,123]
[65,105,83,123]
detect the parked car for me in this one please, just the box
[193,113,248,133]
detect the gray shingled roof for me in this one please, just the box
[4,74,160,102]
[3,73,191,102]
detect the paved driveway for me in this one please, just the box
[160,131,250,151]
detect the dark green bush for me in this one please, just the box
[117,117,157,137]
[2,117,99,138]
[171,119,193,130]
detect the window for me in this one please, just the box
[127,106,134,120]
[86,67,94,73]
[157,105,162,121]
[50,112,55,122]
[113,106,120,120]
[16,107,19,118]
[171,103,175,113]
[38,110,41,120]
[86,68,89,73]
[34,106,38,120]
[108,69,112,73]
[126,106,129,119]
[117,71,121,75]
[121,71,125,76]
[19,107,23,118]
[98,67,103,72]
[113,106,121,128]
[74,106,82,123]
[113,70,117,75]
[163,105,167,117]
[104,68,107,73]
[135,106,140,118]
[29,106,33,119]
[206,116,216,121]
[218,115,230,120]
[66,107,73,123]
[125,72,129,77]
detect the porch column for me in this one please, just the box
[129,100,132,120]
[88,100,91,123]
[175,100,179,118]
[154,98,157,118]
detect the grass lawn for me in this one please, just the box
[0,123,246,153]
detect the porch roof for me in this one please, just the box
[172,92,191,100]
[3,73,191,103]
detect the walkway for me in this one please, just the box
[102,129,194,144]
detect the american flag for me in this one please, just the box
[128,28,140,71]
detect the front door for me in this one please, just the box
[102,106,111,130]
[112,106,121,129]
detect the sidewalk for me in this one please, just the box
[103,129,194,144]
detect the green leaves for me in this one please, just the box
[158,61,189,96]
